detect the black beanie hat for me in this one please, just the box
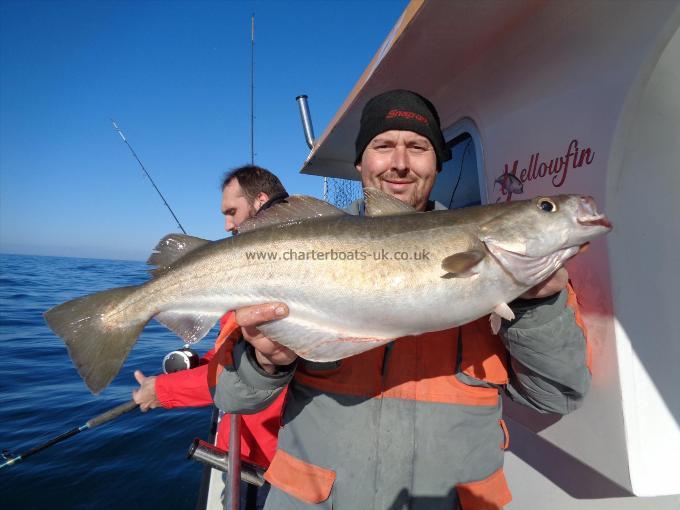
[354,89,452,170]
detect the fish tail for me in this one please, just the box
[44,286,148,395]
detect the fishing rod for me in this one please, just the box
[111,119,188,234]
[0,400,139,470]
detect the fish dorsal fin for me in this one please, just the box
[363,187,416,216]
[147,234,211,277]
[238,195,346,234]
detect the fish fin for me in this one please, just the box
[147,234,212,277]
[490,313,502,335]
[441,250,485,276]
[363,187,416,216]
[489,303,514,335]
[155,310,222,344]
[238,196,346,234]
[483,237,527,255]
[258,317,391,361]
[494,302,515,320]
[44,286,148,395]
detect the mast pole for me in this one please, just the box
[250,14,255,165]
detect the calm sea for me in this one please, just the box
[0,253,215,509]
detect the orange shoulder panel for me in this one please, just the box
[294,347,385,397]
[296,329,502,406]
[382,330,500,407]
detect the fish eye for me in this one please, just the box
[537,198,557,213]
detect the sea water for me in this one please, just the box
[0,254,214,509]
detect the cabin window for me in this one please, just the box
[431,120,484,209]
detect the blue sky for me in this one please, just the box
[0,0,407,260]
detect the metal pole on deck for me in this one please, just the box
[225,14,254,510]
[226,414,242,510]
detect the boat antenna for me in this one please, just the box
[250,13,255,164]
[110,119,188,234]
[0,400,139,470]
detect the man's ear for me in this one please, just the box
[253,192,271,211]
[355,163,362,174]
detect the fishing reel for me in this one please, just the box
[162,345,200,374]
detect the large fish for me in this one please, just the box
[45,189,612,394]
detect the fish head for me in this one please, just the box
[480,195,612,283]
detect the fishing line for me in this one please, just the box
[111,119,188,234]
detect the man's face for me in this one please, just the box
[355,130,437,212]
[221,179,258,234]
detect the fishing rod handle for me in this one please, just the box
[86,400,139,429]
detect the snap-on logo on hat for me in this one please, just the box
[385,109,429,125]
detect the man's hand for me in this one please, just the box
[235,302,298,374]
[132,370,160,412]
[520,267,569,299]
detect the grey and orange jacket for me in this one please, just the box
[211,202,592,510]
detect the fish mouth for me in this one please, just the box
[577,215,613,229]
[576,196,613,230]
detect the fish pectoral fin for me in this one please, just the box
[489,303,515,335]
[147,234,212,277]
[483,237,527,256]
[441,250,486,277]
[238,196,346,234]
[155,310,222,344]
[363,187,417,216]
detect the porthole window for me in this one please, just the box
[430,118,485,209]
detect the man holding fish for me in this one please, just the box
[132,164,288,510]
[211,90,597,509]
[45,90,611,509]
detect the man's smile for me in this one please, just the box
[382,178,415,191]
